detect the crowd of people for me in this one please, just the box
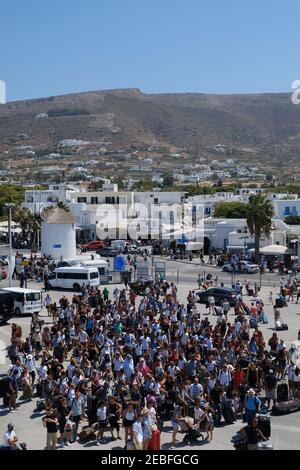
[3,276,300,450]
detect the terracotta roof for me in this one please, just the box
[41,207,75,224]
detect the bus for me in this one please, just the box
[0,287,42,316]
[48,266,100,291]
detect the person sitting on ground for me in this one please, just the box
[2,423,22,450]
[240,416,268,450]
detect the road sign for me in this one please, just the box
[114,256,126,272]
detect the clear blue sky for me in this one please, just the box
[1,0,300,101]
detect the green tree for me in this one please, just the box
[132,180,154,191]
[214,201,249,218]
[284,215,300,225]
[246,194,273,264]
[162,173,174,188]
[0,184,25,219]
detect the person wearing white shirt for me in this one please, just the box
[287,363,296,394]
[65,306,73,321]
[167,363,180,378]
[58,308,65,322]
[180,306,187,321]
[205,336,214,351]
[113,353,125,372]
[178,356,186,371]
[125,332,135,349]
[157,333,167,344]
[3,424,21,450]
[170,312,178,324]
[67,362,76,380]
[178,322,186,335]
[132,415,143,450]
[142,336,151,352]
[180,331,189,347]
[218,365,231,387]
[96,403,107,443]
[38,364,48,382]
[24,354,37,386]
[79,330,88,349]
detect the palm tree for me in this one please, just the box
[246,194,273,264]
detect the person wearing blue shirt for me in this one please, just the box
[244,388,261,423]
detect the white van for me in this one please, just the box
[48,266,100,291]
[0,287,42,316]
[55,258,109,284]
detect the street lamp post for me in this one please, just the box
[5,203,15,287]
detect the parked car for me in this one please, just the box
[196,287,238,307]
[222,261,259,274]
[81,240,108,252]
[96,247,120,257]
[129,280,153,295]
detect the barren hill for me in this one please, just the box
[1,88,300,164]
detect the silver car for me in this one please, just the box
[222,260,259,274]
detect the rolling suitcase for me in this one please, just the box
[87,395,98,426]
[0,376,10,398]
[272,399,300,415]
[78,425,97,443]
[258,415,271,439]
[35,399,46,411]
[277,383,289,402]
[222,402,235,424]
[248,288,254,297]
[261,313,269,324]
[3,394,10,407]
[36,382,43,398]
[148,430,161,450]
[243,305,251,315]
[250,317,257,329]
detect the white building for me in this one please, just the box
[22,184,80,214]
[203,217,289,252]
[272,199,300,219]
[41,208,76,259]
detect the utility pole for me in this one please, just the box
[5,203,15,287]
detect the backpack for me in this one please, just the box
[45,379,54,395]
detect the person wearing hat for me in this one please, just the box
[244,388,261,423]
[24,354,37,387]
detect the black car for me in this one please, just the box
[0,292,14,324]
[196,287,238,307]
[129,280,153,295]
[96,247,120,257]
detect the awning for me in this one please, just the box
[259,244,289,255]
[226,245,245,250]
